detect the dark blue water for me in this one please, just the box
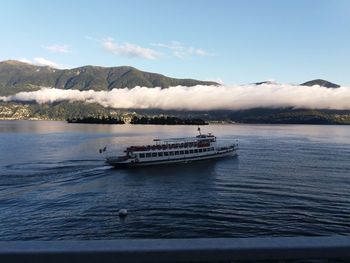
[0,120,349,241]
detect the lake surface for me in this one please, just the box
[0,121,349,241]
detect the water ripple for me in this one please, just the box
[0,123,350,240]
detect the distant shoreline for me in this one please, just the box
[1,118,349,125]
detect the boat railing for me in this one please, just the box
[1,236,350,262]
[127,141,212,152]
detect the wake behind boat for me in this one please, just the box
[103,128,238,168]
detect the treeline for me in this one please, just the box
[130,116,208,125]
[67,116,125,124]
[229,109,350,124]
[66,115,209,125]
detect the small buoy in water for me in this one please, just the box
[118,208,128,217]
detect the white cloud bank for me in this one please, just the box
[1,84,350,110]
[103,38,161,60]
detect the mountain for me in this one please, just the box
[253,81,277,85]
[0,60,348,124]
[300,79,340,88]
[0,60,218,95]
[253,79,341,88]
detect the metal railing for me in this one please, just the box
[0,236,350,262]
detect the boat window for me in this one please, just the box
[175,151,179,155]
[180,150,184,154]
[146,153,151,157]
[185,150,189,154]
[194,149,198,153]
[203,148,207,152]
[199,149,203,153]
[211,147,214,151]
[158,152,163,157]
[189,150,193,154]
[140,153,145,158]
[164,152,169,156]
[170,151,174,156]
[152,152,157,157]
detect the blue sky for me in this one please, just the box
[1,0,349,84]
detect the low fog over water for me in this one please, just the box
[1,84,350,110]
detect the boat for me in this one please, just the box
[104,128,238,167]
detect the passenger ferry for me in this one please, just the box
[104,128,238,167]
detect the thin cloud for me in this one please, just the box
[17,57,68,69]
[44,44,71,53]
[151,41,215,59]
[33,57,60,68]
[102,38,161,60]
[1,84,350,110]
[84,35,101,42]
[87,37,213,59]
[18,58,32,64]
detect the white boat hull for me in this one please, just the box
[106,148,238,168]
